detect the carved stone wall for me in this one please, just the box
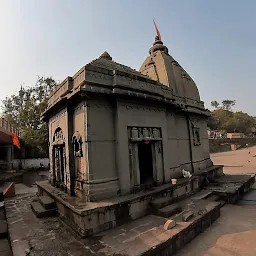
[85,98,119,199]
[73,101,87,189]
[48,107,68,187]
[115,99,168,195]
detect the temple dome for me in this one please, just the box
[139,35,200,101]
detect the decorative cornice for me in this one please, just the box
[44,68,208,119]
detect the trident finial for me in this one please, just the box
[153,19,162,41]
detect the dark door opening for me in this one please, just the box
[53,145,66,190]
[138,142,154,185]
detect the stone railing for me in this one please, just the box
[0,117,21,136]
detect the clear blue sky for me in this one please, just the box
[1,0,256,114]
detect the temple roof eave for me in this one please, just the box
[42,75,208,121]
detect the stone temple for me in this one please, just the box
[33,27,255,255]
[43,35,211,200]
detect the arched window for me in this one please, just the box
[53,127,65,145]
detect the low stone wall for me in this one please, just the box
[12,158,49,170]
[209,138,256,153]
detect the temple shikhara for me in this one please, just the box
[33,24,255,255]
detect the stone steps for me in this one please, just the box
[156,203,182,218]
[93,200,222,256]
[145,174,256,255]
[38,195,56,210]
[150,196,173,209]
[31,195,57,218]
[204,174,255,204]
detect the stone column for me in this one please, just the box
[67,103,75,196]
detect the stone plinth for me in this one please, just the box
[36,174,202,237]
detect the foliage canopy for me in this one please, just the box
[1,76,57,156]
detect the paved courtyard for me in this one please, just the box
[5,148,256,256]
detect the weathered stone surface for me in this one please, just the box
[151,197,173,209]
[0,207,5,220]
[157,203,182,218]
[31,201,56,218]
[0,219,8,238]
[38,195,56,210]
[182,210,194,222]
[163,219,176,230]
[0,239,11,252]
[12,240,30,256]
[5,188,224,256]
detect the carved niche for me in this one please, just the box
[72,131,83,157]
[52,127,65,145]
[128,127,162,141]
[193,127,201,146]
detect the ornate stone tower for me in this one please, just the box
[139,22,200,101]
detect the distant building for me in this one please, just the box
[0,117,21,170]
[208,129,222,139]
[226,133,245,139]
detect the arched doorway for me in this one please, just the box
[52,127,66,190]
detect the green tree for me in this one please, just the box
[222,99,236,111]
[1,76,57,155]
[211,100,219,109]
[208,99,256,136]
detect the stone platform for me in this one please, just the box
[89,199,221,255]
[36,170,204,237]
[34,166,256,255]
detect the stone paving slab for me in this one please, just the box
[5,194,109,256]
[5,191,222,256]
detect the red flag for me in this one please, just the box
[153,19,162,41]
[12,133,21,149]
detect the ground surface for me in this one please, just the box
[177,146,256,256]
[4,148,256,256]
[211,146,256,174]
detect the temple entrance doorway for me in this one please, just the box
[128,127,164,192]
[138,141,154,185]
[53,145,66,186]
[52,128,66,191]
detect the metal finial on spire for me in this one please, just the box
[153,19,162,41]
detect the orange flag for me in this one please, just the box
[12,133,21,149]
[153,19,162,41]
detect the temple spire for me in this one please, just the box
[149,20,168,55]
[153,19,162,41]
